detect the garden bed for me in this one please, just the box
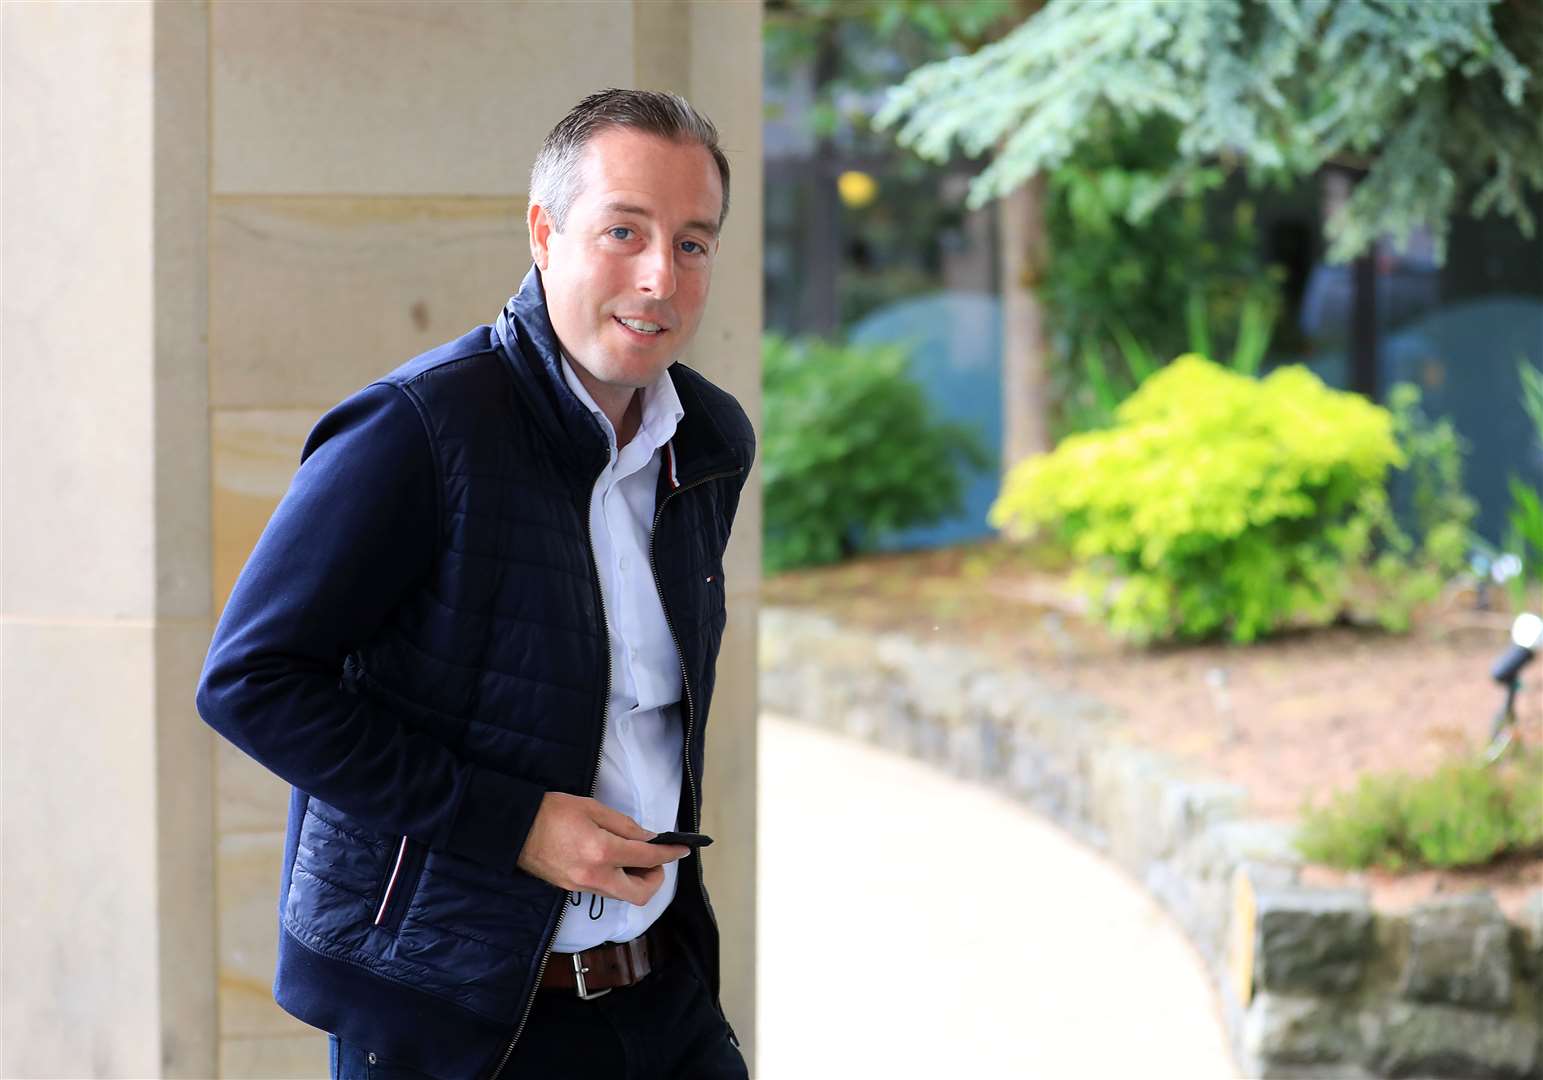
[762,540,1543,918]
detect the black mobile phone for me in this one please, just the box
[648,831,713,848]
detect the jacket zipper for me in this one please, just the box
[487,462,743,1077]
[487,476,615,1080]
[647,467,744,1045]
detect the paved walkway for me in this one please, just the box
[755,713,1238,1079]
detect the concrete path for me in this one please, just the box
[755,713,1238,1079]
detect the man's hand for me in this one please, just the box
[516,791,692,906]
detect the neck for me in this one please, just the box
[613,392,643,450]
[569,361,643,450]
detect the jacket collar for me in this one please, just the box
[557,347,684,463]
[493,264,744,487]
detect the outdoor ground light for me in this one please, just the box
[1485,611,1541,763]
[1495,611,1543,684]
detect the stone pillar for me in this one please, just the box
[3,3,216,1077]
[636,2,766,1067]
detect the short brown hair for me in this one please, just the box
[530,88,731,232]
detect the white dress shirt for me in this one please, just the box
[550,353,688,953]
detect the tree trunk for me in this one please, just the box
[1349,249,1379,399]
[1322,165,1381,400]
[999,172,1053,472]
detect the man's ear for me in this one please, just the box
[528,203,552,271]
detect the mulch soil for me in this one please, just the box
[762,541,1543,919]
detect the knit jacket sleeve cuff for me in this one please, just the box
[445,766,547,873]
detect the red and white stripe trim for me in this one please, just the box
[664,441,680,489]
[374,836,410,926]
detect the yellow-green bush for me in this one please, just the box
[989,355,1412,643]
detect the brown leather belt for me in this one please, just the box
[540,924,670,999]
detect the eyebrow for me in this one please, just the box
[601,201,720,239]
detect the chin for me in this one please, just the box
[592,355,671,390]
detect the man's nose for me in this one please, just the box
[635,242,676,300]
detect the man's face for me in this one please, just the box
[529,127,724,394]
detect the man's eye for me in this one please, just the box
[681,240,706,255]
[608,227,634,240]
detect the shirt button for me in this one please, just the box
[619,557,629,571]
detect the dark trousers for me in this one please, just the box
[329,948,749,1080]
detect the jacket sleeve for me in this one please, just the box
[195,381,545,873]
[729,410,757,526]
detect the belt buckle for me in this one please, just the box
[572,952,613,1001]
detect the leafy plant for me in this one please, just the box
[1066,290,1281,433]
[1521,358,1543,437]
[1502,360,1543,608]
[1296,749,1543,871]
[1385,382,1477,578]
[762,334,990,573]
[1295,771,1408,871]
[1507,480,1543,580]
[989,354,1415,643]
[1040,116,1286,437]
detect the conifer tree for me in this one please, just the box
[878,0,1543,262]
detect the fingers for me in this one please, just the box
[591,841,691,906]
[580,865,661,907]
[588,801,654,842]
[586,801,691,870]
[608,863,664,906]
[610,836,692,869]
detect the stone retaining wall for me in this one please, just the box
[760,608,1543,1079]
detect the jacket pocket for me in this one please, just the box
[371,835,428,934]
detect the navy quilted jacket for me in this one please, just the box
[195,266,755,1079]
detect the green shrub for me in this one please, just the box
[1386,382,1476,579]
[1295,773,1409,870]
[761,334,990,573]
[1296,750,1543,871]
[1506,479,1543,597]
[989,354,1410,643]
[1502,361,1543,610]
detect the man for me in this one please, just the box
[196,89,754,1080]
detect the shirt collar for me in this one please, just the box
[558,351,684,457]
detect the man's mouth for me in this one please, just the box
[614,316,667,337]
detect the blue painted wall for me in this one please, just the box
[1280,295,1543,546]
[849,291,1003,550]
